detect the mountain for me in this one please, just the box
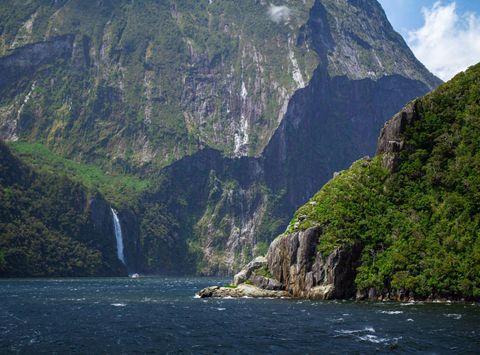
[218,63,480,301]
[0,0,441,275]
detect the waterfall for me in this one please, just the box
[111,208,126,265]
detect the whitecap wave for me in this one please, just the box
[444,313,462,320]
[379,310,403,315]
[358,334,393,344]
[336,326,375,334]
[400,302,421,306]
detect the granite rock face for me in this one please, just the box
[377,101,420,171]
[200,226,362,299]
[266,227,362,299]
[232,256,268,286]
[0,35,74,90]
[232,256,284,291]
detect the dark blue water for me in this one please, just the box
[0,278,479,354]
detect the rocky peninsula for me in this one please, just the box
[198,227,362,300]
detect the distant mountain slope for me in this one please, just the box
[0,0,439,169]
[0,0,442,275]
[133,0,441,274]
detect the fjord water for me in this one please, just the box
[0,278,478,354]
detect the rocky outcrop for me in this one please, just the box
[232,256,283,290]
[376,101,420,171]
[197,284,289,299]
[266,227,362,299]
[232,256,267,285]
[199,226,362,299]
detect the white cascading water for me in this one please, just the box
[111,208,126,265]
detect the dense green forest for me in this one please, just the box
[0,142,125,277]
[287,63,480,299]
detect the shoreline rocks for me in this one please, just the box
[197,284,290,299]
[198,226,362,300]
[197,226,478,303]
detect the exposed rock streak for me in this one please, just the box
[377,101,420,171]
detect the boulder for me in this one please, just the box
[233,256,267,286]
[251,275,284,290]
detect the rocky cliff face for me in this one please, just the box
[0,0,319,165]
[206,227,362,299]
[143,0,440,274]
[0,0,442,275]
[376,101,420,172]
[266,227,362,299]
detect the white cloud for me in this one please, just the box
[407,1,480,81]
[267,4,291,24]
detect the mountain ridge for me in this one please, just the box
[0,0,442,275]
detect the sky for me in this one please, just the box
[378,0,480,81]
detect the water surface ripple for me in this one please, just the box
[0,277,478,354]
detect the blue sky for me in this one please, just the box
[378,0,480,80]
[378,0,480,37]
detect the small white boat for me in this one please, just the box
[130,273,140,279]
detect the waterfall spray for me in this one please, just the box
[111,208,126,265]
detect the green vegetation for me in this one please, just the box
[255,266,272,279]
[286,63,480,300]
[9,142,149,207]
[254,241,270,257]
[0,142,124,277]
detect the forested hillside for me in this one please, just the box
[0,142,126,277]
[285,63,480,299]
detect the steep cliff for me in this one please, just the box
[0,0,320,166]
[222,62,480,300]
[265,227,362,299]
[0,0,442,275]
